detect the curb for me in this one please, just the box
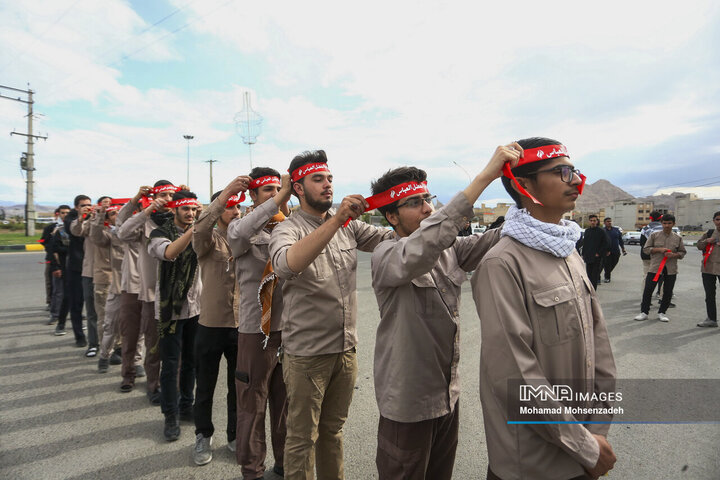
[0,244,44,252]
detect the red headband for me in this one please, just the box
[249,176,281,189]
[151,184,180,194]
[290,163,330,182]
[342,181,429,227]
[502,144,585,205]
[226,194,244,208]
[167,198,200,209]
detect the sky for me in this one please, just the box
[1,0,719,207]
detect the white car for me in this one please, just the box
[622,231,641,245]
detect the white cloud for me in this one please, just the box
[2,0,720,206]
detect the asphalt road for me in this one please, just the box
[1,246,719,479]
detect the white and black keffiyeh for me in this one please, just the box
[501,205,581,258]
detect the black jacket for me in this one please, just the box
[63,210,85,272]
[48,225,69,272]
[578,226,609,263]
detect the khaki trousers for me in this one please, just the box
[99,292,122,359]
[94,283,109,345]
[282,349,357,480]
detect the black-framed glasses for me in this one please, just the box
[397,195,436,209]
[531,165,582,184]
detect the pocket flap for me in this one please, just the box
[411,272,435,288]
[532,284,573,307]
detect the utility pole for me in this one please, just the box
[204,158,218,200]
[1,84,47,236]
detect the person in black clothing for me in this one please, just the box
[41,206,71,312]
[458,219,473,236]
[62,194,92,347]
[48,209,71,331]
[488,216,505,230]
[577,214,609,289]
[601,217,626,283]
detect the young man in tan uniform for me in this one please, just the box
[697,211,720,327]
[369,146,516,480]
[115,190,146,388]
[189,177,246,465]
[227,169,291,479]
[116,182,177,398]
[473,137,617,480]
[147,190,202,442]
[269,150,393,480]
[69,196,110,357]
[634,214,686,323]
[89,203,125,373]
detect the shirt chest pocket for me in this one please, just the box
[531,284,582,346]
[411,273,437,316]
[249,234,270,263]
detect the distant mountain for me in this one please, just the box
[0,203,57,217]
[575,179,634,212]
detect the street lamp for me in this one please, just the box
[183,134,194,187]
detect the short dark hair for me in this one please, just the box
[501,137,563,207]
[288,150,328,198]
[713,211,720,220]
[249,167,281,184]
[370,167,427,220]
[604,217,612,222]
[649,211,662,221]
[662,214,676,223]
[172,190,197,202]
[97,196,110,204]
[74,195,90,207]
[210,191,222,202]
[154,179,173,188]
[589,214,599,220]
[58,204,71,211]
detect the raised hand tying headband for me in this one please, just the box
[342,181,429,227]
[502,144,586,206]
[290,163,331,182]
[140,184,181,209]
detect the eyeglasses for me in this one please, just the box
[531,165,582,184]
[397,195,436,209]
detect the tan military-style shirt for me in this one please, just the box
[270,209,393,356]
[473,236,616,480]
[372,193,500,423]
[117,206,162,302]
[227,198,283,334]
[148,231,202,321]
[70,218,95,278]
[192,197,238,329]
[87,213,115,287]
[697,228,720,276]
[115,201,142,295]
[643,230,686,275]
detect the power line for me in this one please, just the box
[656,175,720,189]
[44,0,212,100]
[117,0,235,63]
